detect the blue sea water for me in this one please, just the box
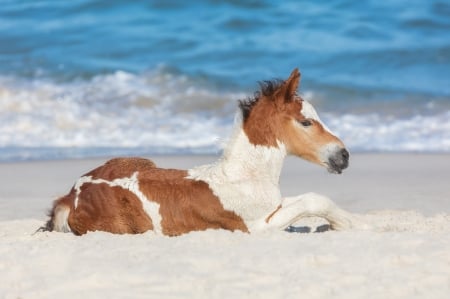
[1,0,449,161]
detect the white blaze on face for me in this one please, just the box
[300,100,333,134]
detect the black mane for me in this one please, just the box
[238,79,284,121]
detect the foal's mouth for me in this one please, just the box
[326,148,350,174]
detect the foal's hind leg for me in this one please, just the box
[267,192,369,231]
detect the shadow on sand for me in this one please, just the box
[285,224,331,233]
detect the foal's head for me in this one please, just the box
[239,68,349,174]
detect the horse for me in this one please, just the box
[43,68,362,236]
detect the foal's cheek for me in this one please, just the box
[283,125,318,161]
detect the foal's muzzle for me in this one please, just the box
[327,148,349,174]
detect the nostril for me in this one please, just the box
[341,149,349,161]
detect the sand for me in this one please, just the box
[0,153,449,298]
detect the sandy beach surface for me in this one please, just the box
[1,153,449,298]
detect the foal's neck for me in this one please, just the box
[219,126,287,183]
[188,120,287,186]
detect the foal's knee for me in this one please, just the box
[298,192,335,215]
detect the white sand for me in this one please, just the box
[0,154,449,298]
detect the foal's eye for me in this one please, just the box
[299,119,313,127]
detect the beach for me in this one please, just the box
[1,153,449,298]
[1,0,449,298]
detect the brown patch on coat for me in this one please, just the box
[240,68,303,147]
[46,157,156,235]
[137,169,249,236]
[281,117,344,164]
[86,157,156,180]
[265,205,282,223]
[68,183,154,235]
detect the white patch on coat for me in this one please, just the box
[73,172,162,234]
[188,114,285,231]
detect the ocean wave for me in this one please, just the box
[0,71,243,148]
[0,71,449,161]
[326,112,450,152]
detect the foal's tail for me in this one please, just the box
[39,194,74,233]
[46,203,72,232]
[35,217,55,234]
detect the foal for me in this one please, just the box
[45,68,361,236]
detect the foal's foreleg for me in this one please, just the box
[267,192,367,231]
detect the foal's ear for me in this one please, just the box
[276,68,301,103]
[285,68,301,100]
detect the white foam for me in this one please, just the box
[0,72,242,151]
[1,72,449,160]
[325,112,450,152]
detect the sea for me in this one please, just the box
[1,0,449,161]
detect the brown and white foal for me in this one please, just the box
[44,68,361,236]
